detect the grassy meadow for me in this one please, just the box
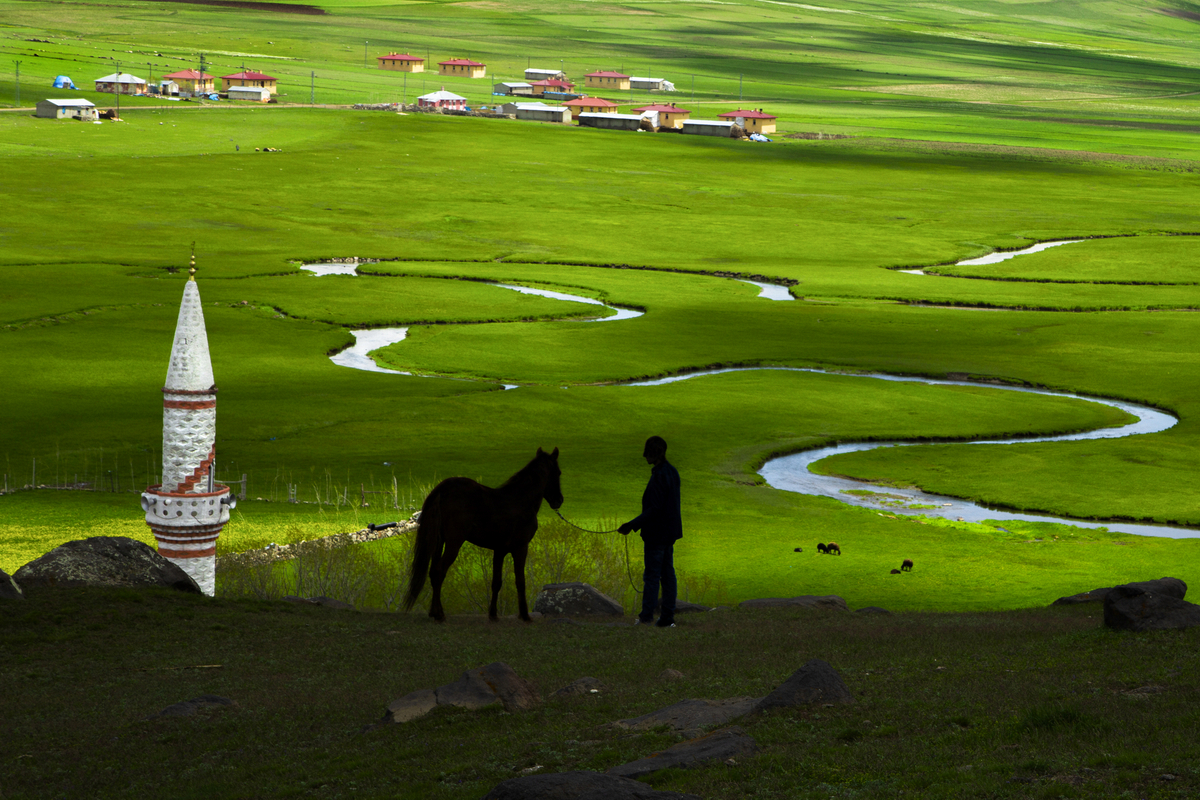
[2,0,1200,616]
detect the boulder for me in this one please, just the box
[535,583,623,617]
[608,726,758,779]
[150,695,236,719]
[739,595,848,612]
[1054,577,1186,607]
[659,668,685,681]
[14,536,201,594]
[0,569,23,601]
[384,661,539,723]
[385,689,438,722]
[756,659,854,711]
[1104,585,1200,632]
[613,697,760,737]
[482,770,701,800]
[553,677,605,697]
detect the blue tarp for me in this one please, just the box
[52,75,78,90]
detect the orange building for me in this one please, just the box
[718,108,777,135]
[632,103,692,129]
[584,71,630,91]
[377,53,425,73]
[162,69,214,95]
[220,71,278,95]
[438,59,487,78]
[562,96,619,120]
[529,79,575,96]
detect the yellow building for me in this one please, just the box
[563,96,619,120]
[162,70,215,95]
[718,108,777,135]
[377,53,425,73]
[584,71,630,91]
[529,79,575,97]
[220,71,278,95]
[438,59,487,78]
[633,103,692,129]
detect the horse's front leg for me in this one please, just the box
[488,550,506,622]
[512,543,532,623]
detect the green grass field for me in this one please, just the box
[3,0,1200,614]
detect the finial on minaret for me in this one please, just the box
[140,254,233,596]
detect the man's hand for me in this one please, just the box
[618,522,633,535]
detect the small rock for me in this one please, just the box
[14,537,201,593]
[553,677,605,697]
[385,689,437,723]
[0,569,24,601]
[655,599,712,614]
[659,668,685,681]
[438,661,539,712]
[150,695,236,719]
[756,659,854,711]
[534,583,623,616]
[482,770,701,800]
[855,606,891,615]
[739,595,848,612]
[607,726,758,779]
[613,697,760,737]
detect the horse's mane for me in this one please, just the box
[499,451,550,491]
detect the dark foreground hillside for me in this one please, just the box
[3,587,1198,799]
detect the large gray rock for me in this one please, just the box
[1054,577,1186,606]
[756,659,854,711]
[739,595,848,612]
[607,726,758,779]
[384,662,538,723]
[535,583,624,616]
[0,569,23,601]
[482,771,701,800]
[14,536,201,594]
[1104,584,1200,632]
[613,697,760,737]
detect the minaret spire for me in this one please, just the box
[140,250,234,596]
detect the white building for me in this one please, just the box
[35,98,98,120]
[94,72,148,95]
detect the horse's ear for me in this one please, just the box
[551,447,559,459]
[537,447,545,456]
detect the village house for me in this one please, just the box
[681,119,735,137]
[529,79,575,97]
[162,69,214,96]
[35,98,98,121]
[377,53,425,72]
[577,111,646,131]
[438,59,487,78]
[94,73,148,95]
[718,108,777,134]
[632,102,691,129]
[630,76,676,91]
[584,71,630,91]
[221,71,278,95]
[493,82,534,96]
[498,101,570,123]
[418,88,467,110]
[562,96,619,120]
[525,68,567,82]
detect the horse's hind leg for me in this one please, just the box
[429,539,463,622]
[512,543,532,623]
[488,550,506,622]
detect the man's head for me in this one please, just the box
[643,436,667,465]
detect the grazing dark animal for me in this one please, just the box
[890,569,901,575]
[403,447,563,622]
[827,541,841,555]
[901,558,914,572]
[793,547,803,553]
[817,543,829,554]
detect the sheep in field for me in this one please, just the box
[902,558,914,572]
[827,541,841,555]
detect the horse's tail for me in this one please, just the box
[404,488,442,611]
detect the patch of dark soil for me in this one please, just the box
[150,0,324,14]
[1159,7,1200,22]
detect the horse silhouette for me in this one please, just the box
[404,447,563,622]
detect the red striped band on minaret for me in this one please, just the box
[163,399,216,410]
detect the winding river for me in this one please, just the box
[303,255,1197,539]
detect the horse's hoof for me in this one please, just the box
[519,614,533,623]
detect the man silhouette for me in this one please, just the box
[619,436,682,627]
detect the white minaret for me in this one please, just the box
[140,255,234,595]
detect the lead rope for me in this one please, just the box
[553,508,643,596]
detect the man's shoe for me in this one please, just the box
[655,618,676,628]
[635,617,653,626]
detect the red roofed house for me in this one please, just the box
[584,71,630,91]
[221,71,278,95]
[163,69,214,95]
[632,102,691,129]
[529,79,575,96]
[718,108,777,135]
[562,96,619,120]
[438,58,487,78]
[377,53,425,73]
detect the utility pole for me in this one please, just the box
[310,71,315,104]
[403,71,407,105]
[364,40,369,69]
[691,74,695,103]
[13,60,19,107]
[199,52,208,97]
[739,73,743,103]
[115,61,121,120]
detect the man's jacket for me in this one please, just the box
[628,460,682,545]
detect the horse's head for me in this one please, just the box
[537,447,564,510]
